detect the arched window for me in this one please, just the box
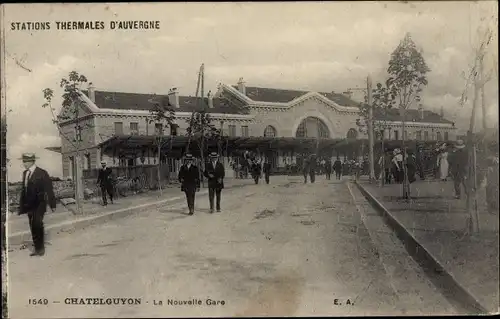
[347,128,358,139]
[264,125,277,137]
[295,117,330,138]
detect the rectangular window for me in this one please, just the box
[228,125,236,137]
[436,132,442,141]
[241,125,249,137]
[170,124,178,136]
[416,131,422,140]
[394,130,399,140]
[114,122,123,135]
[155,123,163,135]
[424,131,429,141]
[444,131,449,141]
[85,154,91,170]
[130,122,139,135]
[404,130,408,140]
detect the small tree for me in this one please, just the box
[386,33,430,199]
[148,95,176,191]
[42,71,92,213]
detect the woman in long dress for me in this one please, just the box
[437,144,449,181]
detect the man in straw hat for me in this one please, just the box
[178,153,200,215]
[18,153,56,257]
[97,160,114,206]
[204,152,225,213]
[449,139,469,199]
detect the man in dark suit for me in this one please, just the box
[324,158,332,180]
[262,158,271,184]
[18,153,56,257]
[309,154,317,183]
[333,157,342,180]
[96,160,114,206]
[178,154,200,215]
[251,159,261,184]
[204,152,225,213]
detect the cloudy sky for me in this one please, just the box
[3,1,498,181]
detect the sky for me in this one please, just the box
[2,1,498,182]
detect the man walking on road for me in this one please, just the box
[18,153,56,257]
[204,152,225,213]
[324,158,332,180]
[97,160,114,206]
[178,154,200,215]
[309,154,317,183]
[449,139,468,199]
[262,157,271,184]
[333,157,342,180]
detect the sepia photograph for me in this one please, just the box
[1,1,498,317]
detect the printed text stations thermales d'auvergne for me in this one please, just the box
[10,21,161,31]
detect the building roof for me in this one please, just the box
[232,86,361,107]
[372,107,454,124]
[84,90,250,114]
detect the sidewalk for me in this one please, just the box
[356,177,499,314]
[7,178,254,243]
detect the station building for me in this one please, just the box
[51,78,458,180]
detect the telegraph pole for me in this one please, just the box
[367,75,375,183]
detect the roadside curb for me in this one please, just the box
[353,181,489,314]
[8,183,249,247]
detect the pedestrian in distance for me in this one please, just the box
[262,157,271,184]
[18,153,56,257]
[449,139,468,199]
[392,148,403,183]
[309,154,317,183]
[204,152,225,213]
[324,158,332,180]
[178,154,200,215]
[302,158,309,183]
[251,159,261,184]
[97,160,114,206]
[333,157,342,180]
[436,143,449,181]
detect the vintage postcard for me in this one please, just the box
[1,1,498,318]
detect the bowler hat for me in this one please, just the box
[209,152,218,158]
[185,153,194,160]
[19,153,38,161]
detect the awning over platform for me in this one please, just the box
[45,146,62,154]
[97,134,454,158]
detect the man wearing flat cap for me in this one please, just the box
[178,154,200,215]
[449,139,469,199]
[97,160,114,206]
[204,152,225,213]
[18,153,56,257]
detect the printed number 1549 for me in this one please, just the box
[28,299,49,305]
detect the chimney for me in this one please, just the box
[168,88,180,108]
[237,77,246,95]
[342,90,353,99]
[207,90,213,108]
[88,82,96,103]
[418,104,424,120]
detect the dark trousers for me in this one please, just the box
[453,173,467,197]
[385,169,392,184]
[208,187,222,211]
[253,175,259,184]
[100,184,114,205]
[28,211,45,251]
[303,172,308,183]
[264,173,270,184]
[309,172,316,183]
[335,170,341,180]
[325,171,331,180]
[184,190,196,212]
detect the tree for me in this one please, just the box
[356,82,394,183]
[386,33,431,199]
[42,71,92,214]
[148,95,176,193]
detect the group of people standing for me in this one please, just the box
[178,152,225,215]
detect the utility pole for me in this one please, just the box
[367,75,375,183]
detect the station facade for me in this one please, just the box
[55,78,457,179]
